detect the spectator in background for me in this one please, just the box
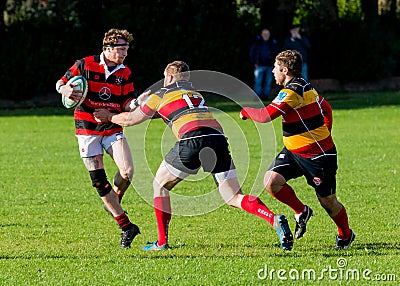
[283,25,311,80]
[249,28,280,100]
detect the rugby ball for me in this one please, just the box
[61,75,88,109]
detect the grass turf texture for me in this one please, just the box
[0,91,399,285]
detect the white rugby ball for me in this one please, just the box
[62,75,88,109]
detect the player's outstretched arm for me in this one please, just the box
[126,90,152,111]
[240,106,271,123]
[94,108,151,127]
[240,103,285,123]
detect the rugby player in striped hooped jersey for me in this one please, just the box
[94,60,294,251]
[55,28,141,248]
[240,50,355,250]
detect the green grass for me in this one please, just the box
[0,91,399,285]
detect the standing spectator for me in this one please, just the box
[55,28,141,248]
[249,28,280,100]
[283,25,311,80]
[94,60,294,252]
[240,50,355,250]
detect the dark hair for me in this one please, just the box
[275,50,303,77]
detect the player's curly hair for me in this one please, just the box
[275,50,302,77]
[166,61,190,81]
[102,28,133,49]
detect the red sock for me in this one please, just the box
[331,206,351,239]
[115,213,131,230]
[271,184,305,214]
[154,196,171,245]
[240,195,275,226]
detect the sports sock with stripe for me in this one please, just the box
[240,195,275,226]
[115,212,132,230]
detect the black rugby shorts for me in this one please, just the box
[164,130,235,175]
[268,147,338,197]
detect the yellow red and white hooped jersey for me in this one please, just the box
[140,81,223,139]
[60,54,135,136]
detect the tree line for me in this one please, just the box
[1,0,399,100]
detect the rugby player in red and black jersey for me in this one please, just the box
[55,29,140,248]
[240,50,355,250]
[94,61,294,251]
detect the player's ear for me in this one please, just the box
[166,73,174,84]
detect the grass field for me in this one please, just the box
[0,91,399,285]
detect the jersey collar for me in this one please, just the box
[99,52,125,80]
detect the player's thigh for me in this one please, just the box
[107,138,134,173]
[153,161,183,195]
[215,171,243,205]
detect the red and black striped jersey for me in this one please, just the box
[60,53,135,136]
[140,81,223,139]
[243,78,334,158]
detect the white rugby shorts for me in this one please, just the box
[76,132,125,158]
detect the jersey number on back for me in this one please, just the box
[182,93,207,109]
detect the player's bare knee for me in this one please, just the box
[264,177,275,194]
[153,177,179,192]
[120,166,134,182]
[318,195,341,215]
[152,180,172,197]
[264,171,285,195]
[265,182,280,195]
[265,184,274,195]
[89,169,112,197]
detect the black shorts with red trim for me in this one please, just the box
[268,147,338,197]
[164,128,235,174]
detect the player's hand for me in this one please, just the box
[94,109,112,123]
[129,90,152,110]
[62,83,83,101]
[240,109,248,120]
